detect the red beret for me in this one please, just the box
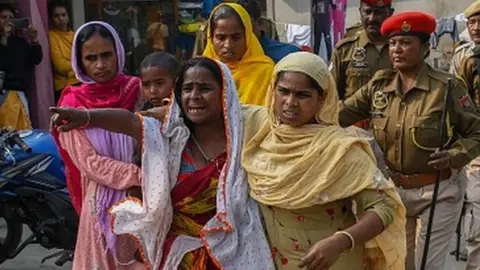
[360,0,392,7]
[381,12,436,37]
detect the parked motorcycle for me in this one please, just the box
[0,127,77,266]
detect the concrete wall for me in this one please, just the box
[71,0,85,30]
[266,0,312,25]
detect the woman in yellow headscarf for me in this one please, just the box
[203,3,274,105]
[242,52,406,270]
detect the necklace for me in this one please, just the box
[191,135,213,163]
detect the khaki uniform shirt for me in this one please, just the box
[339,64,480,174]
[450,41,475,77]
[192,21,208,57]
[330,30,391,100]
[344,22,363,39]
[458,51,480,105]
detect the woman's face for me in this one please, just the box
[180,66,223,125]
[274,71,323,127]
[212,17,247,63]
[140,66,175,107]
[388,35,426,71]
[52,6,69,31]
[0,9,14,35]
[80,33,117,83]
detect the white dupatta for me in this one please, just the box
[109,60,275,270]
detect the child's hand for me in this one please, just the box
[139,106,168,121]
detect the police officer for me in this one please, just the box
[456,2,480,269]
[450,1,480,77]
[344,22,363,38]
[330,0,394,101]
[339,12,480,270]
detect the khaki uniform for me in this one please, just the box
[192,21,208,57]
[344,22,363,39]
[459,52,480,101]
[458,49,480,270]
[450,41,475,77]
[340,64,480,270]
[330,30,391,100]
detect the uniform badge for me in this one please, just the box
[402,21,411,33]
[457,94,473,109]
[352,47,368,68]
[372,91,389,110]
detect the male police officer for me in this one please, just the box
[456,2,480,270]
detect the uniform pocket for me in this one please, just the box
[410,115,442,150]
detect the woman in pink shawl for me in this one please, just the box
[52,21,143,269]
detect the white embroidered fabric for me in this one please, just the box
[110,60,274,270]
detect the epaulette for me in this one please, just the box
[428,67,464,88]
[371,69,396,82]
[335,34,359,49]
[346,22,362,31]
[199,21,207,31]
[453,40,468,50]
[453,41,473,55]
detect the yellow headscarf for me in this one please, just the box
[203,3,274,105]
[242,52,406,269]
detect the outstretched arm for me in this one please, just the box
[51,107,142,143]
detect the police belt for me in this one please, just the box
[387,168,451,189]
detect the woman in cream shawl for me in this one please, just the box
[203,3,274,105]
[242,52,406,269]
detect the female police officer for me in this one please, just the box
[339,11,480,270]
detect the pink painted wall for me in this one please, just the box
[19,0,54,129]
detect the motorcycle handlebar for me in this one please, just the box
[11,134,32,153]
[0,128,32,153]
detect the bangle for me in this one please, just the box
[333,231,355,253]
[79,107,91,129]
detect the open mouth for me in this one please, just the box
[222,52,234,58]
[149,98,162,106]
[282,110,298,120]
[188,107,207,113]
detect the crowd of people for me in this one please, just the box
[1,0,480,269]
[0,1,78,129]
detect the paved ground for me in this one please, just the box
[0,226,468,269]
[1,226,71,270]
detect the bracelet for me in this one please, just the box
[333,231,355,253]
[79,107,91,129]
